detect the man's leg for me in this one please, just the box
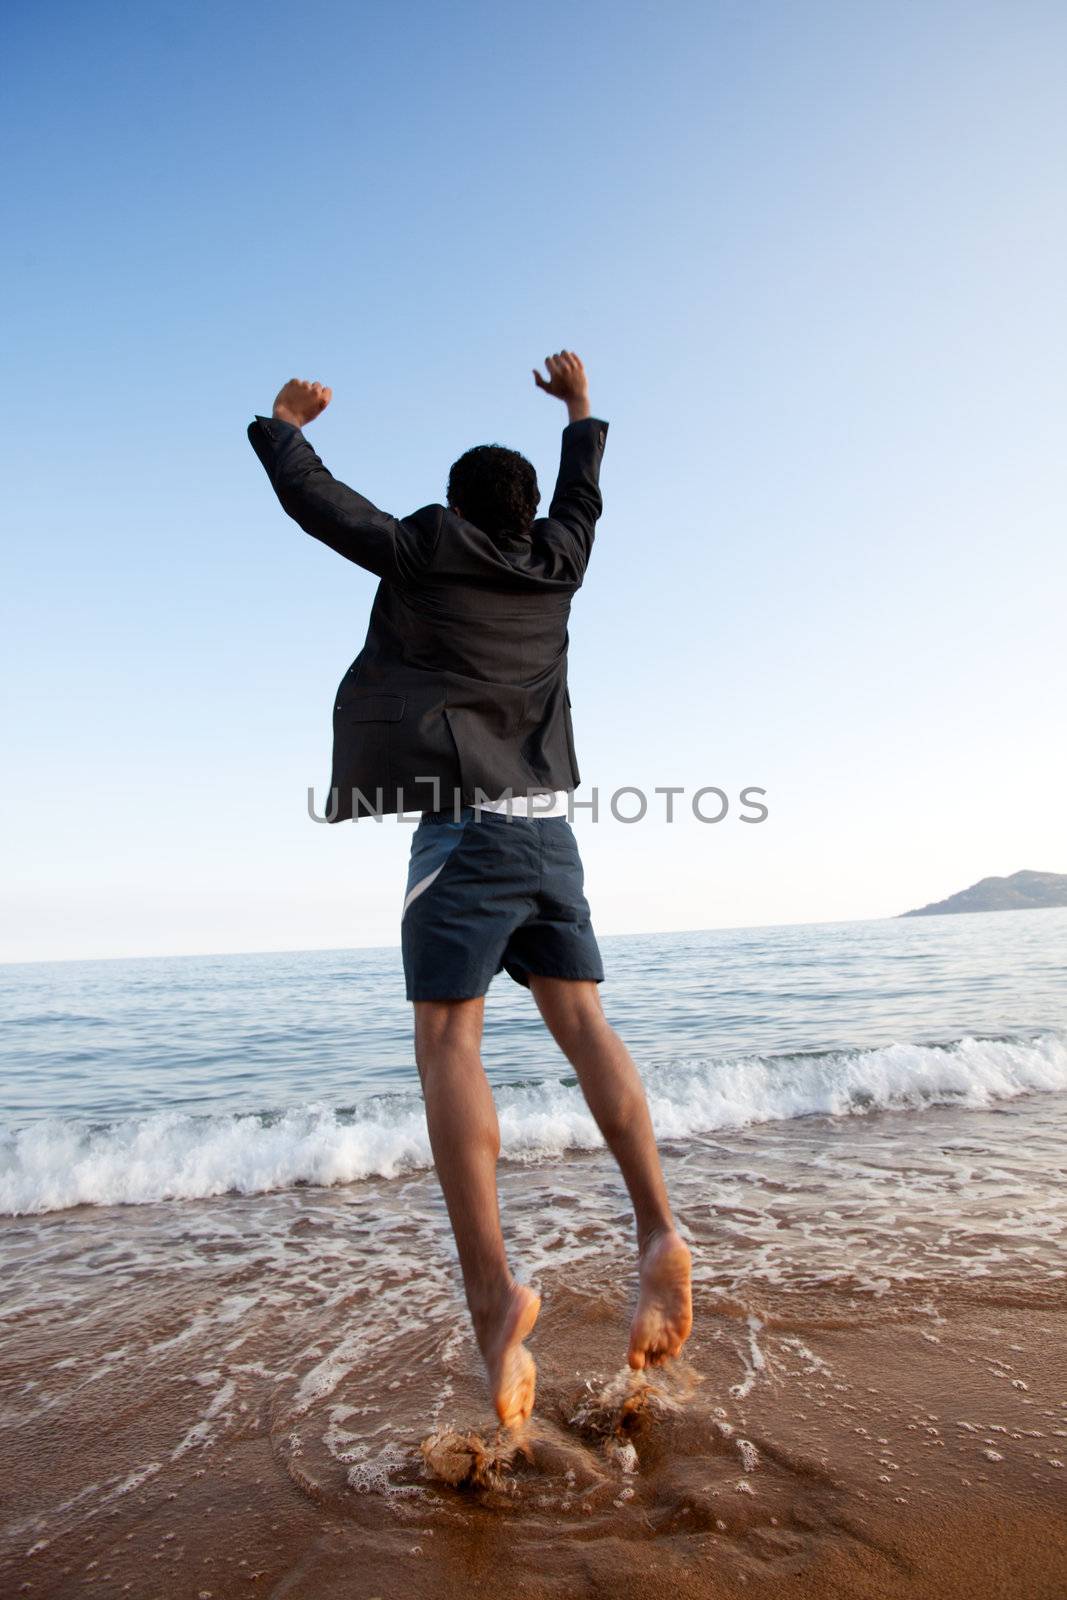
[413,996,540,1429]
[527,975,693,1370]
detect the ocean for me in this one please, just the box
[3,910,1065,1211]
[2,909,1065,1597]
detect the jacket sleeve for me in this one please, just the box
[543,416,609,583]
[246,415,436,582]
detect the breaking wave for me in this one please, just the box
[2,1032,1064,1215]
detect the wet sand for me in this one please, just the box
[2,1095,1066,1598]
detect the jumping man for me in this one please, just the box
[247,353,692,1429]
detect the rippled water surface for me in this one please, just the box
[1,909,1065,1214]
[3,908,1066,1122]
[2,911,1065,1596]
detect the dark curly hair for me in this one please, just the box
[447,444,540,543]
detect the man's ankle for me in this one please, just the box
[637,1219,678,1255]
[467,1274,517,1342]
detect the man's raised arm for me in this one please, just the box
[533,351,609,582]
[247,379,431,582]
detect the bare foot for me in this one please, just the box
[475,1282,541,1430]
[628,1227,693,1370]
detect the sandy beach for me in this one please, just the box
[3,1089,1065,1598]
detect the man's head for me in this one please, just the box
[447,445,540,542]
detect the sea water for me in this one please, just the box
[1,909,1064,1214]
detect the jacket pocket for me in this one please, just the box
[344,693,406,722]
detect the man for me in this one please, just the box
[247,353,692,1430]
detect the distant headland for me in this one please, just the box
[900,869,1067,918]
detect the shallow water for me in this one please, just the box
[1,911,1065,1594]
[2,1095,1066,1595]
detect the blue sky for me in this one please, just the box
[2,0,1064,961]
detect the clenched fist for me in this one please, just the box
[272,378,332,429]
[532,351,590,422]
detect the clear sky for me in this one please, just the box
[2,0,1064,963]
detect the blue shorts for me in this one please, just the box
[401,807,605,1001]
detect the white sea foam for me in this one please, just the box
[1,1033,1064,1216]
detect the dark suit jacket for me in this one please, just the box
[247,412,609,819]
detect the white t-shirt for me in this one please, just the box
[477,790,572,818]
